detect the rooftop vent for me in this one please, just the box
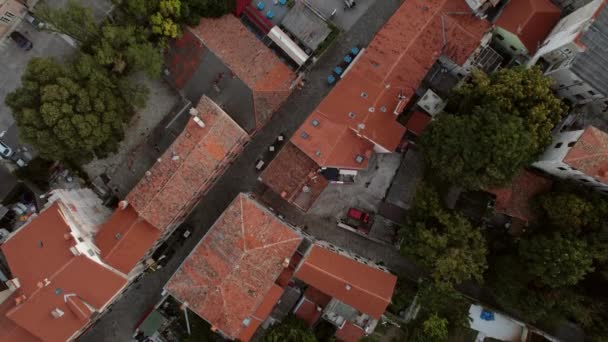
[242,318,251,327]
[6,278,20,291]
[115,233,122,240]
[311,119,320,127]
[44,278,50,286]
[145,171,152,177]
[368,107,375,112]
[348,112,356,119]
[315,150,322,157]
[193,116,206,128]
[282,258,290,268]
[355,155,364,164]
[15,295,26,305]
[345,284,352,291]
[417,89,446,117]
[380,106,387,112]
[51,308,65,319]
[188,107,199,116]
[361,92,368,99]
[300,132,309,139]
[69,246,80,256]
[118,200,128,210]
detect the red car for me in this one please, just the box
[347,207,371,223]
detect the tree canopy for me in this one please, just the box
[420,67,567,189]
[400,185,487,285]
[264,316,317,342]
[519,233,594,288]
[5,57,146,163]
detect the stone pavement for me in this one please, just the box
[80,1,403,340]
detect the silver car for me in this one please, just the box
[0,141,13,158]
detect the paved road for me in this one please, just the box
[79,1,403,341]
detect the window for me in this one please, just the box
[554,142,563,148]
[4,11,15,18]
[496,33,505,41]
[575,94,586,101]
[558,167,567,170]
[300,132,309,139]
[361,92,368,99]
[348,111,356,119]
[588,90,596,96]
[568,141,576,147]
[0,17,10,23]
[509,45,517,52]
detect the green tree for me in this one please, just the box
[400,187,487,285]
[420,67,566,189]
[264,316,316,342]
[5,57,146,164]
[37,0,100,44]
[417,282,471,329]
[539,192,598,232]
[519,233,594,288]
[151,0,181,39]
[180,0,234,25]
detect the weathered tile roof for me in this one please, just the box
[294,245,397,319]
[335,321,366,342]
[95,205,161,275]
[564,126,608,183]
[188,15,295,128]
[0,203,127,342]
[0,294,40,342]
[127,96,248,231]
[292,0,489,164]
[488,170,553,223]
[164,194,302,341]
[260,142,329,211]
[496,0,560,53]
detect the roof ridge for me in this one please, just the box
[304,257,391,304]
[245,236,302,253]
[240,195,247,252]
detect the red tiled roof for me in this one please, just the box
[95,205,161,275]
[237,284,284,342]
[0,294,39,342]
[127,96,248,231]
[406,111,433,136]
[335,322,366,342]
[496,0,560,53]
[294,245,397,319]
[489,170,553,223]
[294,298,322,327]
[260,142,329,211]
[188,15,295,128]
[6,256,126,342]
[165,194,302,341]
[564,126,608,183]
[1,203,76,296]
[292,0,489,164]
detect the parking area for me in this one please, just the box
[307,0,377,31]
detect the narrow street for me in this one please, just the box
[80,1,404,341]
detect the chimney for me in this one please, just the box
[282,258,290,268]
[189,107,199,116]
[6,278,20,290]
[118,200,129,210]
[37,281,44,289]
[44,278,51,287]
[193,116,206,128]
[345,284,352,291]
[63,233,72,241]
[51,308,65,319]
[15,295,26,305]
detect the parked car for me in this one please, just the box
[0,141,13,158]
[9,31,33,51]
[24,12,45,29]
[342,207,374,234]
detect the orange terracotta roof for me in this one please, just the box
[260,142,329,211]
[291,113,374,169]
[335,322,366,342]
[188,15,295,128]
[127,96,248,231]
[292,0,489,162]
[406,111,433,136]
[0,294,40,342]
[237,284,284,342]
[564,126,608,183]
[496,0,560,53]
[294,245,397,319]
[1,203,75,296]
[165,194,302,341]
[6,256,126,342]
[294,298,322,327]
[488,170,552,223]
[95,205,161,275]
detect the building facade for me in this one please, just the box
[530,0,608,105]
[533,126,608,193]
[0,0,27,40]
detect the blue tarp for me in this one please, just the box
[480,310,495,321]
[351,47,360,55]
[334,66,343,75]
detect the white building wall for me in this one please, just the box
[536,129,584,161]
[529,0,604,65]
[544,65,604,103]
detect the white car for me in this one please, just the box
[0,141,13,158]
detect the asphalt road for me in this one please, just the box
[79,1,405,341]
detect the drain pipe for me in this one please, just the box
[181,302,191,335]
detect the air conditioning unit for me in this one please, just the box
[417,89,446,117]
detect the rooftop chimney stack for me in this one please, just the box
[51,308,65,319]
[193,116,206,128]
[118,200,129,210]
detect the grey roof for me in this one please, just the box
[571,6,608,96]
[281,2,331,50]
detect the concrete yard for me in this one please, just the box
[83,76,181,196]
[307,0,377,31]
[308,153,402,220]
